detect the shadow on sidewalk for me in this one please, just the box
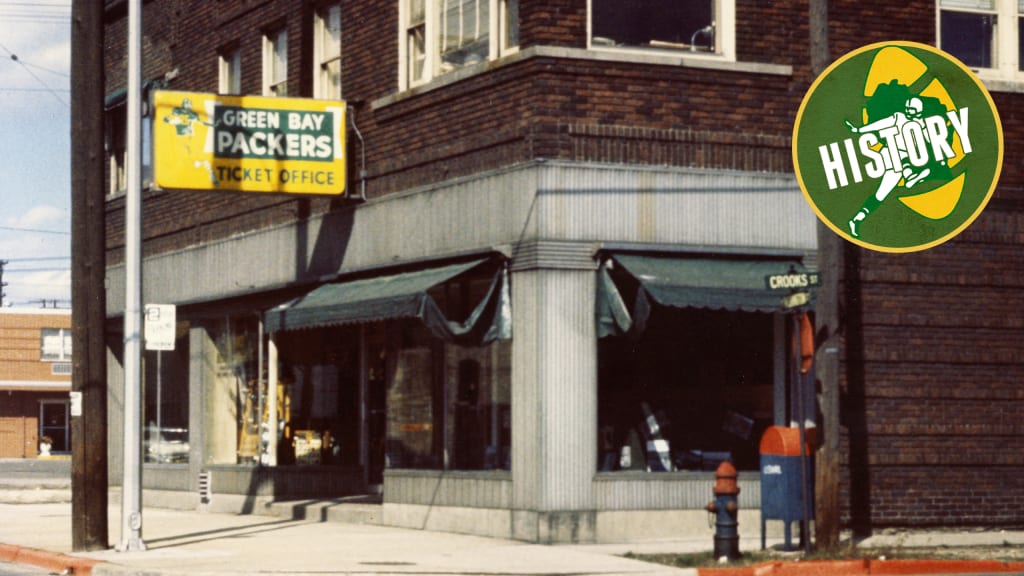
[143,518,300,549]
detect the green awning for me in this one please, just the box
[265,258,511,345]
[598,254,810,337]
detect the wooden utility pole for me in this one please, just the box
[70,0,109,552]
[809,0,841,552]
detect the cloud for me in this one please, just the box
[0,204,71,308]
[0,17,70,92]
[11,204,68,229]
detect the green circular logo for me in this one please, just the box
[793,41,1003,252]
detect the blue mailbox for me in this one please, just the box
[759,426,814,551]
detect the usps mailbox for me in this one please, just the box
[759,426,814,551]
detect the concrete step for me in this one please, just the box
[267,496,383,525]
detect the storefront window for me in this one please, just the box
[598,308,774,472]
[375,320,511,473]
[206,315,262,465]
[275,326,360,466]
[144,321,191,464]
[445,342,511,470]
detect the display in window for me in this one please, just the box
[592,0,715,52]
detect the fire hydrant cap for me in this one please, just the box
[713,461,740,495]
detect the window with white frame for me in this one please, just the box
[589,0,734,59]
[314,4,342,99]
[41,328,72,362]
[105,102,154,195]
[219,46,241,95]
[400,0,520,89]
[263,27,289,97]
[938,0,1024,79]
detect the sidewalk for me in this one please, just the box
[0,499,1023,576]
[0,501,699,576]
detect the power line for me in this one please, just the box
[5,256,70,262]
[0,41,67,106]
[4,266,71,272]
[0,224,70,235]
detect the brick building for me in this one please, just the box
[0,309,73,458]
[100,0,1024,543]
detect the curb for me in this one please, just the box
[0,543,103,575]
[697,558,1024,576]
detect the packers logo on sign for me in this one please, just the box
[793,41,1003,252]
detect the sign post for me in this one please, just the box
[145,304,176,462]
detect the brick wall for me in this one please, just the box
[102,0,1024,530]
[0,311,72,384]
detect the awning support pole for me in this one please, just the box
[267,336,279,466]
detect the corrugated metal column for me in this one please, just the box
[510,242,598,543]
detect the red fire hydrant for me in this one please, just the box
[706,460,741,561]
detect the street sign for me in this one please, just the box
[765,272,821,290]
[144,304,176,351]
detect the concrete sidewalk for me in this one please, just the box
[1,499,1023,576]
[0,501,701,576]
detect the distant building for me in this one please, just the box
[0,309,72,458]
[101,0,1024,543]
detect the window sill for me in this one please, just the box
[373,45,792,110]
[979,76,1024,94]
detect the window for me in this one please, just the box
[40,328,71,362]
[589,0,735,59]
[105,100,154,195]
[219,46,241,95]
[598,308,775,472]
[399,0,520,89]
[144,322,190,464]
[107,107,127,194]
[938,0,1024,79]
[40,401,70,454]
[263,27,288,97]
[314,4,342,99]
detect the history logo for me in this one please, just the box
[793,41,1003,252]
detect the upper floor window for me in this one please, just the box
[105,97,153,195]
[938,0,1024,80]
[41,328,72,362]
[314,4,342,99]
[399,0,520,89]
[589,0,735,60]
[263,27,289,97]
[219,46,242,95]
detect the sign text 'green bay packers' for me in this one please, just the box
[153,91,346,196]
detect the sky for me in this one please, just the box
[0,1,72,309]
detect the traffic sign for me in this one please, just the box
[144,304,176,351]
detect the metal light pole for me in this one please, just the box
[119,0,146,552]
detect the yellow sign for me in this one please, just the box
[153,91,346,195]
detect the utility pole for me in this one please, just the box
[70,0,109,552]
[810,0,842,552]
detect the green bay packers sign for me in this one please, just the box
[153,91,346,195]
[793,42,1002,252]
